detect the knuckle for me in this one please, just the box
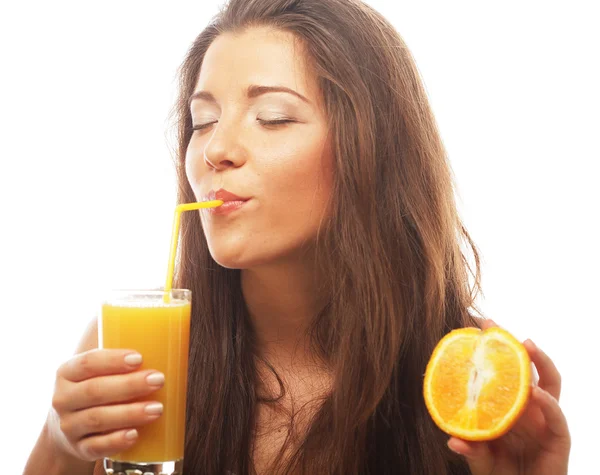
[59,418,73,438]
[84,409,103,431]
[84,379,102,403]
[78,353,92,375]
[52,392,66,412]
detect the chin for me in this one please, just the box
[207,240,296,270]
[207,241,261,270]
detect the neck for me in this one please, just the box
[241,253,325,365]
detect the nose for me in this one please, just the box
[203,121,248,171]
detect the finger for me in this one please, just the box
[523,340,561,400]
[448,438,495,475]
[77,428,139,461]
[61,401,163,441]
[58,370,165,411]
[58,349,143,383]
[529,358,540,386]
[479,318,498,331]
[532,386,570,441]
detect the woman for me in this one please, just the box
[25,0,570,473]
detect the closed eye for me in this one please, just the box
[257,118,296,127]
[192,119,295,132]
[192,121,217,132]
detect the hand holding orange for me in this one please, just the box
[424,319,571,475]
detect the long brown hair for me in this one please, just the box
[171,0,481,473]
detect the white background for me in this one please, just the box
[1,1,597,473]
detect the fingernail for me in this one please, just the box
[146,372,165,386]
[144,402,164,416]
[125,429,138,440]
[124,353,143,366]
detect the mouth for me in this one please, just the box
[204,188,251,216]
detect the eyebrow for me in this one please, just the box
[188,85,311,106]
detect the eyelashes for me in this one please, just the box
[192,121,217,131]
[192,118,296,133]
[257,118,295,127]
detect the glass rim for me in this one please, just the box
[105,288,191,294]
[102,288,191,305]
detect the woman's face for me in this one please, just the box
[186,27,333,269]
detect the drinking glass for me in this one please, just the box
[99,289,191,475]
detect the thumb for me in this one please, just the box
[448,438,495,474]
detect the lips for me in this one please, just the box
[205,188,250,203]
[204,188,250,216]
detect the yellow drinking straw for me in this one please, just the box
[164,200,223,297]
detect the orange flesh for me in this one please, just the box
[424,327,531,441]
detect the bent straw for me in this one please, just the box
[164,200,223,298]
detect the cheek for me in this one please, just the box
[312,145,334,221]
[264,136,333,222]
[315,141,334,196]
[295,138,332,200]
[184,138,205,192]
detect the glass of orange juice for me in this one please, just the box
[99,289,191,475]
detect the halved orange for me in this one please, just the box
[423,327,531,441]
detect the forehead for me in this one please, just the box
[196,27,317,96]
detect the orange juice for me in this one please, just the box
[100,293,191,463]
